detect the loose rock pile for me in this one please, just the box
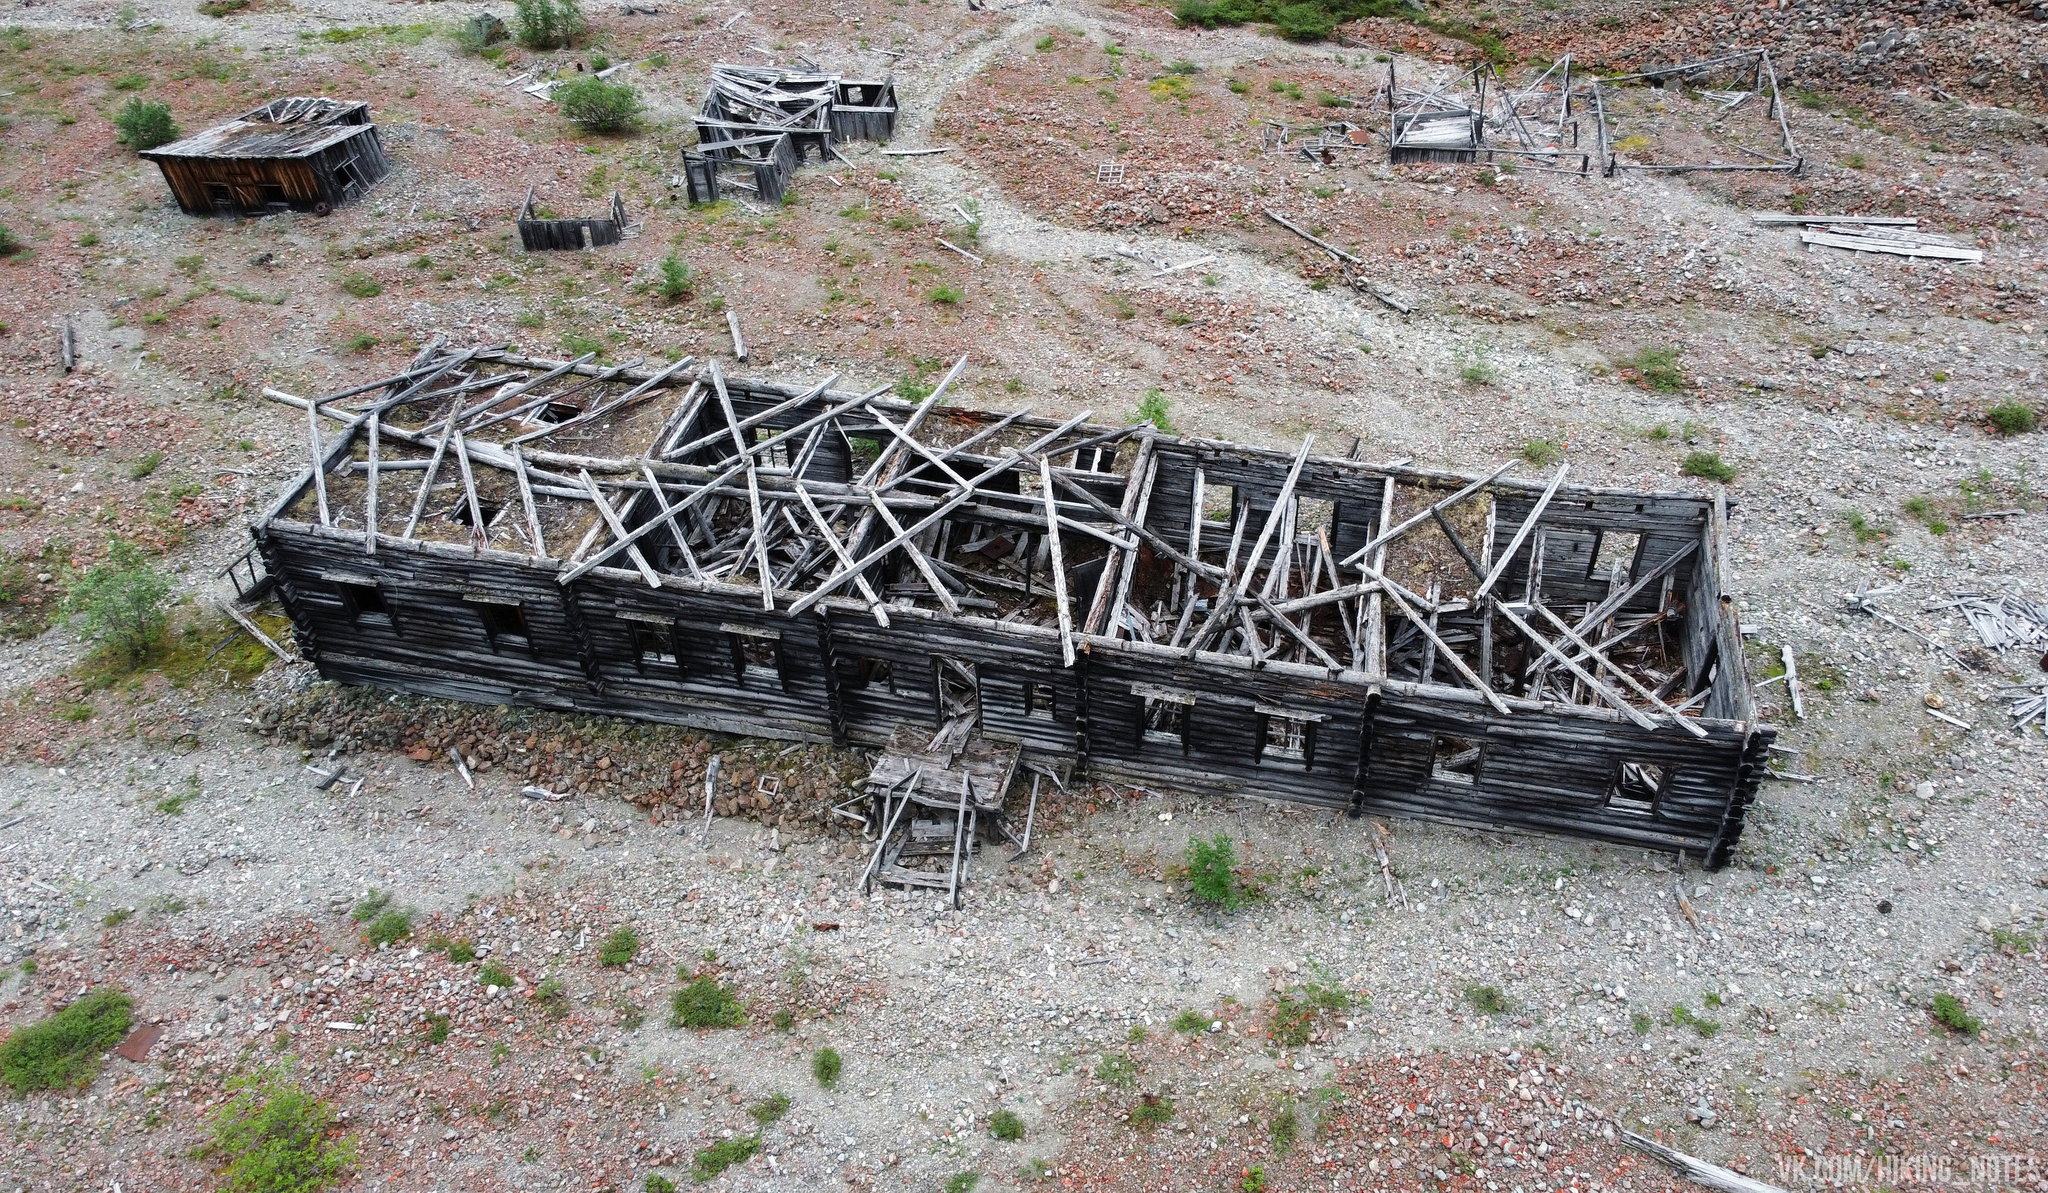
[254,684,872,839]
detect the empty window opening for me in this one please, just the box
[477,602,529,646]
[846,436,881,476]
[452,500,503,529]
[754,425,794,468]
[538,401,581,425]
[207,184,233,210]
[1609,761,1667,814]
[730,633,779,683]
[630,621,678,673]
[848,656,894,692]
[257,183,287,207]
[1430,734,1482,786]
[1070,445,1116,473]
[335,160,362,192]
[1295,497,1335,535]
[339,582,386,621]
[1202,483,1236,525]
[1023,681,1055,721]
[1590,531,1642,582]
[1258,712,1316,769]
[1140,694,1192,752]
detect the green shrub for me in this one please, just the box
[944,1174,980,1193]
[364,910,411,947]
[1681,451,1738,483]
[989,1108,1025,1141]
[748,1092,790,1125]
[1272,3,1335,40]
[1095,1053,1136,1088]
[1668,1004,1720,1037]
[1135,387,1174,432]
[130,451,164,480]
[598,925,639,967]
[1185,833,1241,910]
[0,224,20,257]
[1931,993,1981,1035]
[1986,402,2036,435]
[205,1066,353,1192]
[554,74,641,134]
[512,0,584,48]
[112,98,178,150]
[654,252,692,302]
[644,1176,677,1193]
[1171,1009,1208,1033]
[1519,438,1563,466]
[928,284,963,304]
[337,270,381,298]
[1034,33,1055,51]
[1624,345,1685,392]
[64,540,170,666]
[534,976,570,1018]
[1269,1106,1299,1152]
[112,73,148,90]
[443,938,477,964]
[812,1045,842,1088]
[0,988,133,1093]
[1129,1094,1174,1127]
[672,977,745,1028]
[349,891,391,922]
[1464,984,1509,1014]
[693,1134,759,1180]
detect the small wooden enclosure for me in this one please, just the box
[141,97,389,216]
[254,347,1772,869]
[516,185,629,251]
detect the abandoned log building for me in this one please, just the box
[253,345,1769,869]
[683,65,898,205]
[516,184,631,252]
[142,97,390,217]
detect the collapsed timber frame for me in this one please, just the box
[683,65,898,205]
[252,344,1770,868]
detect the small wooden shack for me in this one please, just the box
[141,97,389,217]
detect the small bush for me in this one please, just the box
[770,1007,796,1031]
[1464,985,1509,1015]
[1931,993,1981,1036]
[112,98,178,150]
[1669,1004,1721,1038]
[1096,1054,1136,1088]
[748,1092,791,1125]
[130,451,164,480]
[1130,1094,1174,1127]
[0,988,134,1093]
[349,891,391,922]
[479,961,514,988]
[197,0,249,14]
[337,270,381,299]
[654,252,692,302]
[1630,1011,1652,1035]
[672,976,745,1028]
[534,977,570,1018]
[1272,3,1335,41]
[343,333,379,354]
[1185,834,1241,910]
[1681,451,1738,483]
[989,1108,1025,1141]
[1455,341,1496,385]
[1135,387,1174,432]
[1519,438,1563,466]
[1624,345,1685,392]
[554,75,641,134]
[1171,1009,1208,1033]
[644,1176,676,1193]
[1034,34,1055,51]
[364,910,412,947]
[692,1134,759,1181]
[813,1045,843,1088]
[112,73,148,90]
[64,540,170,666]
[1269,1106,1299,1153]
[928,284,964,305]
[598,925,640,967]
[943,1173,980,1193]
[512,0,584,49]
[0,224,21,256]
[444,939,477,964]
[205,1066,354,1192]
[1986,402,2036,435]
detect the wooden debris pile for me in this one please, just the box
[1927,591,2048,656]
[683,65,898,205]
[1582,49,1801,177]
[1755,213,1984,262]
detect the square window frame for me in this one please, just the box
[1255,711,1317,771]
[1428,732,1484,787]
[1607,760,1670,815]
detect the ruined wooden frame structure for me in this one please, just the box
[516,184,631,252]
[1581,48,1803,177]
[1383,60,1591,174]
[253,344,1770,868]
[684,65,897,205]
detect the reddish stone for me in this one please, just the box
[114,1023,162,1062]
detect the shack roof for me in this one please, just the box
[140,97,376,161]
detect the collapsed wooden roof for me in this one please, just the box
[263,343,1747,735]
[141,97,376,160]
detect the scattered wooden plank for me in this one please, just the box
[1799,228,1983,262]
